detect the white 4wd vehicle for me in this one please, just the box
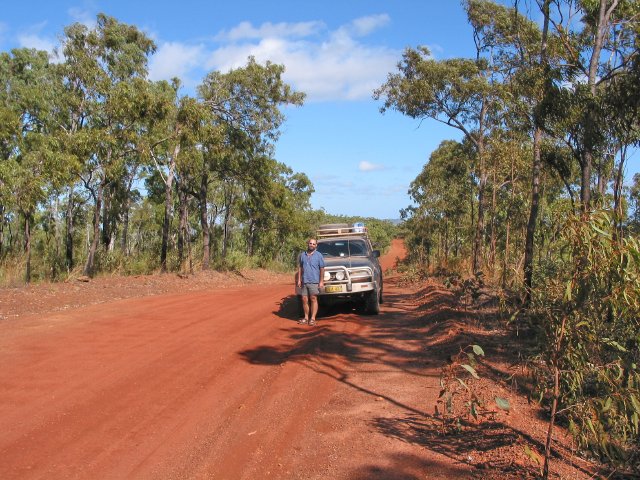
[298,223,383,315]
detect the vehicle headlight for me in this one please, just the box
[335,271,345,281]
[324,271,331,281]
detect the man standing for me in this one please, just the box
[297,238,325,326]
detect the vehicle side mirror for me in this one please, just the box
[372,250,380,258]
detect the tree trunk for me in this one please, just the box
[51,196,61,280]
[177,186,188,270]
[120,169,137,256]
[613,145,626,238]
[101,183,111,250]
[490,170,497,269]
[121,201,130,256]
[83,182,103,277]
[580,0,620,213]
[160,170,174,272]
[0,204,4,259]
[199,172,210,269]
[523,0,551,303]
[24,212,32,284]
[222,189,235,260]
[524,127,543,302]
[247,219,256,257]
[65,185,75,271]
[473,144,486,274]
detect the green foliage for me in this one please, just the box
[530,211,640,466]
[435,344,500,432]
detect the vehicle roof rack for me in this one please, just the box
[316,223,368,239]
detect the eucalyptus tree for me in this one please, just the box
[462,0,561,296]
[0,52,20,260]
[375,20,501,273]
[196,57,305,268]
[0,48,67,282]
[239,158,313,261]
[543,0,638,212]
[142,78,205,272]
[57,14,156,276]
[408,140,474,266]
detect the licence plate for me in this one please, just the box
[324,285,343,293]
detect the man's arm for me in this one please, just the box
[319,267,325,289]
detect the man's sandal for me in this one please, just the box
[298,318,308,325]
[309,319,316,326]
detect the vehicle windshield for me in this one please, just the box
[317,239,368,258]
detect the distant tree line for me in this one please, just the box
[0,14,398,284]
[377,0,639,475]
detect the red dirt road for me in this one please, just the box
[0,240,593,479]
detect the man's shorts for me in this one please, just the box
[301,283,320,296]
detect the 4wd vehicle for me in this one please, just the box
[298,223,383,315]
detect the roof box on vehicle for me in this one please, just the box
[317,223,368,238]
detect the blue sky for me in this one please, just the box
[2,1,637,219]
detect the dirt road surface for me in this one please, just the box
[0,240,595,479]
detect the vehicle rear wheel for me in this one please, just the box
[364,289,380,315]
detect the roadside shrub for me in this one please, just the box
[530,211,640,470]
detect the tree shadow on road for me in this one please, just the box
[242,277,598,479]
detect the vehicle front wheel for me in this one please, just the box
[364,289,380,315]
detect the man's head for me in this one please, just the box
[307,238,317,252]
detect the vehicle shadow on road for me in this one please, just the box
[273,294,363,321]
[272,294,302,321]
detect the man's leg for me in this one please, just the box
[309,295,318,324]
[300,294,310,323]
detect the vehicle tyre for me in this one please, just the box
[364,289,380,315]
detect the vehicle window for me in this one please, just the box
[348,240,367,256]
[317,240,367,257]
[317,242,342,257]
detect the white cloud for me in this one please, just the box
[346,14,390,37]
[359,161,385,172]
[16,22,57,57]
[205,15,398,102]
[148,42,206,86]
[17,33,56,53]
[216,20,325,41]
[68,7,96,29]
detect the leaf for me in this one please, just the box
[495,396,511,411]
[461,364,480,379]
[604,339,627,352]
[569,419,577,435]
[523,445,541,465]
[472,344,485,356]
[457,378,469,390]
[602,397,612,412]
[630,394,640,414]
[565,281,573,301]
